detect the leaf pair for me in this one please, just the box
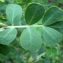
[41,7,63,46]
[0,4,20,46]
[0,4,22,45]
[25,3,63,25]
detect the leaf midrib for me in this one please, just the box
[3,28,14,39]
[43,27,58,42]
[29,5,40,24]
[43,9,61,25]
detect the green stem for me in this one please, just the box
[3,25,44,28]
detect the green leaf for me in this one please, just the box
[21,0,31,4]
[45,48,57,57]
[20,28,42,51]
[50,21,63,28]
[6,0,14,3]
[0,44,11,55]
[42,26,62,46]
[6,4,22,25]
[55,28,63,36]
[0,28,17,45]
[50,21,63,35]
[42,7,63,25]
[25,3,45,25]
[59,16,63,21]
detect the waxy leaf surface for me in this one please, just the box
[20,28,42,51]
[6,4,22,25]
[0,28,17,45]
[42,26,62,46]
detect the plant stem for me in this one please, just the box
[3,25,43,28]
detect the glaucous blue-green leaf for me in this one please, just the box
[42,7,63,25]
[0,28,17,45]
[0,44,11,55]
[25,3,45,25]
[6,4,22,25]
[20,27,42,51]
[42,26,62,46]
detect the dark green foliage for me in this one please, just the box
[0,44,11,55]
[25,3,45,25]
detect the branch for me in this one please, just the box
[3,25,43,28]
